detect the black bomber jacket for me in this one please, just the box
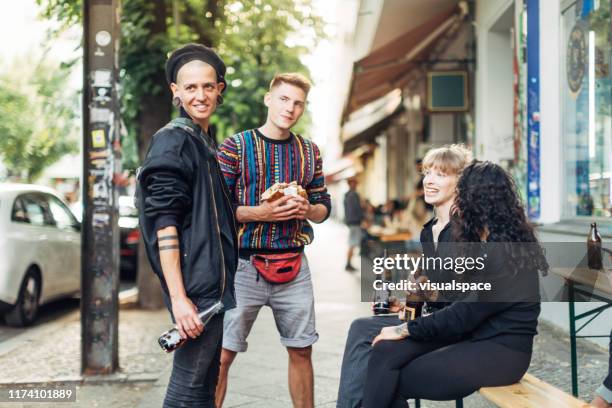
[137,116,238,313]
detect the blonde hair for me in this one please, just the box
[422,144,472,175]
[269,73,312,95]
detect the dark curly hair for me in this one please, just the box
[451,161,548,274]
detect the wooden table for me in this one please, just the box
[366,229,412,242]
[550,267,612,397]
[378,232,412,242]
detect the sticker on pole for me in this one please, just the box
[95,31,112,47]
[92,130,106,148]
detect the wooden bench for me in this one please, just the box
[479,373,590,408]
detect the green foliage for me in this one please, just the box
[212,0,322,138]
[35,0,82,31]
[119,0,174,168]
[0,87,31,177]
[0,60,78,181]
[37,0,324,164]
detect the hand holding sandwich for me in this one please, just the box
[236,192,304,223]
[260,195,304,221]
[280,194,328,222]
[236,181,328,223]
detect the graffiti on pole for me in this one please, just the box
[82,0,121,376]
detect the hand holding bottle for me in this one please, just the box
[159,301,223,353]
[172,295,204,339]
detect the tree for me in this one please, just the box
[37,0,324,308]
[37,0,323,151]
[0,60,78,182]
[212,0,321,137]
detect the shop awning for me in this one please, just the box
[325,145,375,183]
[344,4,465,117]
[341,89,403,154]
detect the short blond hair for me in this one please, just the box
[422,144,472,175]
[269,73,311,95]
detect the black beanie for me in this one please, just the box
[165,43,227,93]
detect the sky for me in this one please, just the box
[1,1,80,70]
[1,2,48,61]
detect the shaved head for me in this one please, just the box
[176,60,214,85]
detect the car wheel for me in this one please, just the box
[4,269,41,327]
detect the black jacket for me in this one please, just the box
[420,217,456,285]
[137,117,238,313]
[411,218,540,353]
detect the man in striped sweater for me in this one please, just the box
[215,73,331,408]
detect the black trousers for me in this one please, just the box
[163,313,224,408]
[337,316,403,408]
[362,337,532,408]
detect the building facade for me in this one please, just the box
[332,0,612,346]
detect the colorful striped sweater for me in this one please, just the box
[217,129,331,253]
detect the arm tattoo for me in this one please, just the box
[158,235,179,242]
[159,244,179,251]
[393,323,409,338]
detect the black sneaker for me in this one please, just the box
[346,264,357,271]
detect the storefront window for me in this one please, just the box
[562,0,612,218]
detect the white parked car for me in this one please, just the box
[0,184,81,326]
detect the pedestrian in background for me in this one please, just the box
[344,177,363,271]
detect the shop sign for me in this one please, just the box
[567,24,587,95]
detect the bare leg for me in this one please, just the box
[215,348,237,408]
[287,346,314,408]
[347,247,354,265]
[591,396,612,408]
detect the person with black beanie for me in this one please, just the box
[137,43,238,408]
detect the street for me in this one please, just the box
[0,221,608,407]
[0,298,78,343]
[1,0,611,406]
[0,282,135,344]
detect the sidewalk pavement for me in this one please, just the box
[0,220,609,407]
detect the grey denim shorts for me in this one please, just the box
[222,255,318,352]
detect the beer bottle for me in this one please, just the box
[158,301,223,353]
[399,268,423,320]
[373,269,392,315]
[587,222,603,270]
[399,289,423,320]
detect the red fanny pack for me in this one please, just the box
[251,252,302,283]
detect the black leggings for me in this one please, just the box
[362,338,532,408]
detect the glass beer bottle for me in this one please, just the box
[158,301,223,353]
[587,222,603,270]
[373,269,392,315]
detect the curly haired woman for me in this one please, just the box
[361,161,548,408]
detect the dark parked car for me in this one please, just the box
[70,196,139,281]
[118,196,139,281]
